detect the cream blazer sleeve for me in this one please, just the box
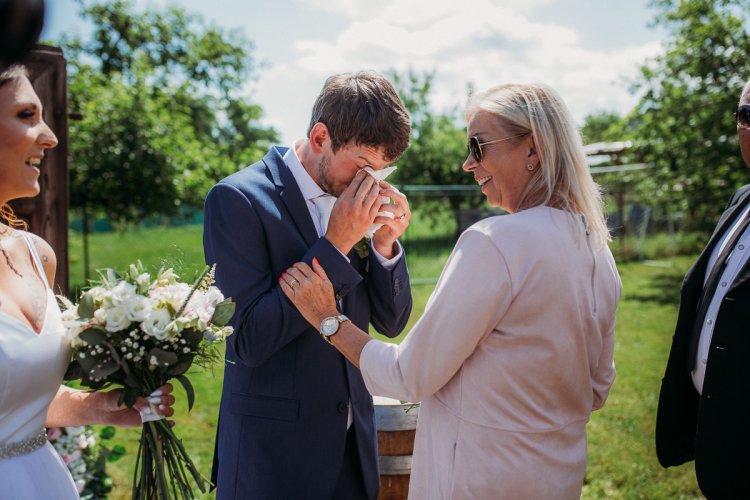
[360,229,512,402]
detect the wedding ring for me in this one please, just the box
[290,279,300,287]
[396,213,406,220]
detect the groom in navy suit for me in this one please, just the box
[204,71,413,499]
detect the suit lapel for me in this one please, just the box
[725,189,750,292]
[683,188,750,301]
[264,148,319,247]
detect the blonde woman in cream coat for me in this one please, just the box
[280,83,622,499]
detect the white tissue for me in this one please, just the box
[363,166,398,236]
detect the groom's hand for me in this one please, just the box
[372,181,411,259]
[325,170,381,254]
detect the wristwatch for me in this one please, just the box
[319,314,350,343]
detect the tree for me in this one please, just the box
[633,0,750,231]
[61,0,277,225]
[581,111,628,145]
[388,70,482,229]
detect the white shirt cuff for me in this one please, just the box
[371,240,403,270]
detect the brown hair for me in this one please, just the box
[307,71,411,162]
[0,65,30,229]
[0,64,28,87]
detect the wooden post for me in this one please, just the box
[8,45,69,295]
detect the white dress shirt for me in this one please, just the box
[692,203,750,394]
[282,141,403,428]
[282,140,403,267]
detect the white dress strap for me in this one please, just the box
[20,232,50,289]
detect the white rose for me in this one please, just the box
[110,281,137,306]
[154,268,179,287]
[87,286,107,303]
[104,305,130,332]
[141,308,172,339]
[150,283,191,311]
[93,308,107,326]
[204,286,225,307]
[124,294,151,322]
[63,320,85,346]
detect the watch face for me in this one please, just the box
[321,317,339,336]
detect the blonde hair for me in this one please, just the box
[466,83,610,248]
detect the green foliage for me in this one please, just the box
[581,111,629,144]
[388,70,483,222]
[632,0,750,231]
[61,0,277,224]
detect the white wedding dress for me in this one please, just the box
[0,233,78,499]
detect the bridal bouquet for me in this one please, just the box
[61,263,235,500]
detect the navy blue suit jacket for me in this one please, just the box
[203,147,412,499]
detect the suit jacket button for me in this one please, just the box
[337,401,348,414]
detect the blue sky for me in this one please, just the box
[43,0,665,145]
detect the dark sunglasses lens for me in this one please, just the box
[469,137,482,162]
[738,105,750,128]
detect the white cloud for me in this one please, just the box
[248,0,664,145]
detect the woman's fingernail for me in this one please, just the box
[141,406,152,415]
[158,404,167,411]
[313,257,319,265]
[149,397,161,404]
[149,389,162,397]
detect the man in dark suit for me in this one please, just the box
[656,78,750,498]
[203,71,413,499]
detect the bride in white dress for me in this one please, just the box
[0,65,175,499]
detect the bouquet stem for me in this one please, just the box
[132,421,208,500]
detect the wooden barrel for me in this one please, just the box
[374,396,419,500]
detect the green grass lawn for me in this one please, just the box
[69,224,703,499]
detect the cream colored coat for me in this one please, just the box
[361,206,621,499]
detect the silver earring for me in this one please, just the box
[526,163,534,171]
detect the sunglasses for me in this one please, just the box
[737,105,750,130]
[467,134,525,163]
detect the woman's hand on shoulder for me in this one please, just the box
[279,258,338,328]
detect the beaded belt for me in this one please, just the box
[0,430,48,460]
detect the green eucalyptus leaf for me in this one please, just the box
[88,359,120,379]
[210,299,236,327]
[148,347,178,367]
[122,386,140,408]
[64,361,84,381]
[182,329,203,347]
[167,358,193,377]
[175,374,195,412]
[78,293,96,319]
[79,328,110,346]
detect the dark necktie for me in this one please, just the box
[687,208,750,369]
